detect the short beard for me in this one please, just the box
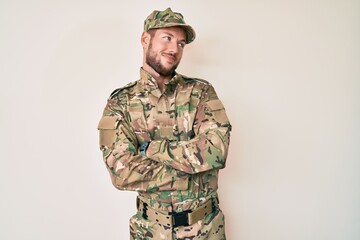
[146,41,178,77]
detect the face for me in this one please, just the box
[144,27,187,77]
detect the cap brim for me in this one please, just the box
[149,23,196,44]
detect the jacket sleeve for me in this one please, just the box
[145,84,232,174]
[98,96,189,192]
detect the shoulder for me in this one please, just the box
[179,74,212,87]
[108,80,138,99]
[103,80,139,116]
[179,74,218,98]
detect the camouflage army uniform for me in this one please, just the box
[98,68,231,239]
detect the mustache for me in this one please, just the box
[162,52,177,61]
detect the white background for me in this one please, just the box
[1,0,359,239]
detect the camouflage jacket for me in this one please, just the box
[98,68,231,210]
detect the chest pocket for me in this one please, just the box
[128,99,151,143]
[175,85,197,141]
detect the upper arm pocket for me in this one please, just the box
[97,116,121,147]
[206,99,229,123]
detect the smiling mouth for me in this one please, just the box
[162,53,176,63]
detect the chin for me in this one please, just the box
[165,61,178,68]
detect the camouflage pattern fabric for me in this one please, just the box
[144,7,196,44]
[98,68,231,239]
[129,208,226,240]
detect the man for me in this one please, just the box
[98,8,231,240]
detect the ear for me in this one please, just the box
[141,31,151,48]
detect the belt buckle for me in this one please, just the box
[171,210,191,227]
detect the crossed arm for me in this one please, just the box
[98,85,231,191]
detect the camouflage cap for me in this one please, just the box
[144,8,196,44]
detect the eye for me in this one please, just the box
[163,36,171,41]
[178,42,186,49]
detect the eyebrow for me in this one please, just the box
[162,31,186,43]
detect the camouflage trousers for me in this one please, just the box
[129,207,226,240]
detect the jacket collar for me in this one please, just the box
[139,68,184,96]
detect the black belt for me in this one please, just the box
[136,197,219,227]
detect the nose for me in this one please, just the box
[168,41,180,54]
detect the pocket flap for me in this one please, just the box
[97,116,121,130]
[206,99,225,111]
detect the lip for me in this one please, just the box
[162,53,176,63]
